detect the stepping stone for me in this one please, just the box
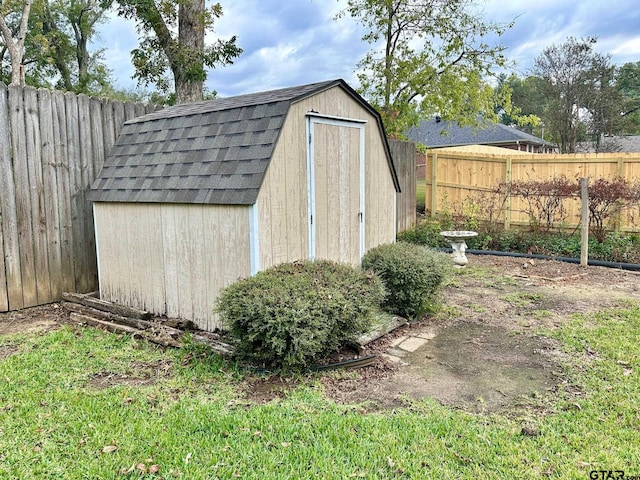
[390,335,409,347]
[396,336,428,352]
[416,332,436,340]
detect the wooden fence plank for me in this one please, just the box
[0,84,14,311]
[38,88,64,302]
[124,102,136,122]
[65,92,85,293]
[23,87,53,304]
[52,90,75,294]
[90,98,106,174]
[87,97,105,292]
[134,102,146,117]
[389,140,416,233]
[8,85,37,308]
[77,94,96,293]
[113,101,125,139]
[101,98,116,154]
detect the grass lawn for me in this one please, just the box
[416,182,425,214]
[1,304,639,479]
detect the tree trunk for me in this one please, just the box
[175,68,203,104]
[0,0,32,86]
[174,0,205,104]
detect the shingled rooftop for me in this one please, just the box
[90,80,352,205]
[406,117,555,150]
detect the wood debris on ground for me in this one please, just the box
[61,292,233,356]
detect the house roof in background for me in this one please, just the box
[406,117,555,149]
[578,135,640,153]
[90,79,398,205]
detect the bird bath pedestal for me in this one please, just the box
[440,231,478,268]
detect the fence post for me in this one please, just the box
[430,153,438,217]
[580,177,589,267]
[616,157,625,229]
[504,157,512,230]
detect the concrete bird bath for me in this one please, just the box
[440,230,478,268]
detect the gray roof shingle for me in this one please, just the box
[90,79,400,205]
[406,117,556,149]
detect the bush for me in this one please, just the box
[216,260,385,369]
[499,175,579,232]
[362,242,452,320]
[397,220,449,247]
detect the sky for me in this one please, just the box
[96,0,640,98]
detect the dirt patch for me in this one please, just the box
[328,323,565,413]
[0,303,69,336]
[88,359,174,389]
[314,255,640,413]
[0,344,18,360]
[242,375,302,404]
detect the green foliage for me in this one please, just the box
[397,219,449,247]
[1,0,115,94]
[362,242,452,320]
[107,0,242,103]
[399,212,640,264]
[497,74,547,134]
[617,61,640,134]
[216,260,385,369]
[533,37,623,152]
[337,0,512,137]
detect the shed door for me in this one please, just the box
[307,115,366,266]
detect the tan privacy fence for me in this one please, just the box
[425,150,640,230]
[0,84,154,312]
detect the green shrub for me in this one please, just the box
[362,242,452,320]
[397,219,449,247]
[216,260,385,369]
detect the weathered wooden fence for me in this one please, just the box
[390,140,417,233]
[425,150,640,230]
[0,84,155,312]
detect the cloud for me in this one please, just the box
[94,0,640,96]
[210,0,366,96]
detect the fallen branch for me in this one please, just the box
[63,302,161,331]
[356,313,408,347]
[62,292,151,320]
[65,304,234,356]
[70,312,182,348]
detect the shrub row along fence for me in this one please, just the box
[0,84,155,312]
[425,150,640,232]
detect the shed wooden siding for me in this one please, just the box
[94,203,251,330]
[255,86,396,269]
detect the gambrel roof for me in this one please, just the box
[90,79,399,205]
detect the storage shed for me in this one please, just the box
[89,79,400,331]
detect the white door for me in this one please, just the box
[307,115,366,265]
